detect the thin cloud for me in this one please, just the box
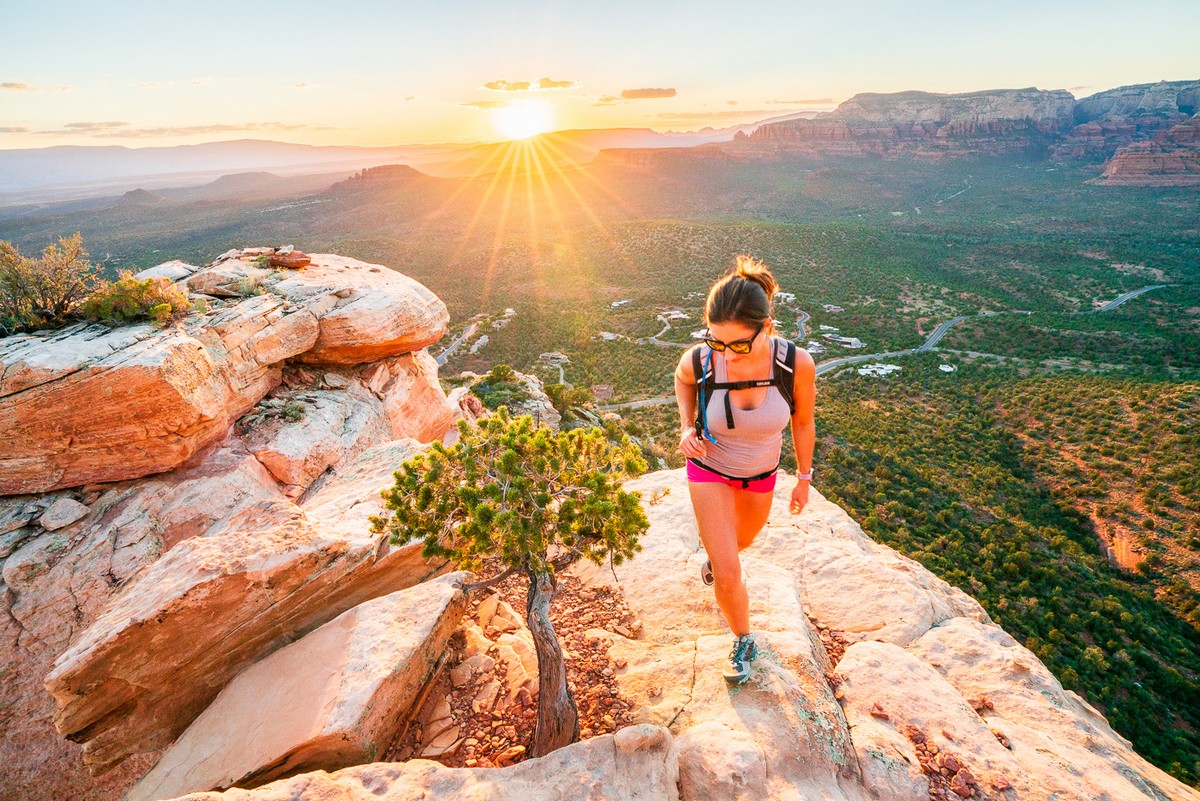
[135,81,174,89]
[1068,85,1090,92]
[0,126,31,133]
[2,81,71,93]
[295,82,310,89]
[595,95,620,105]
[766,98,833,105]
[403,95,417,101]
[461,100,507,109]
[656,110,772,120]
[192,77,213,86]
[34,121,336,138]
[726,100,738,105]
[484,77,577,92]
[61,121,131,132]
[622,88,676,99]
[485,80,532,92]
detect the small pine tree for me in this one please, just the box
[371,407,649,757]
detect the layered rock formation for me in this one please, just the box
[593,81,1200,181]
[153,472,1199,801]
[1094,116,1200,186]
[0,248,462,801]
[0,248,449,495]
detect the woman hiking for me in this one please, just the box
[673,255,816,684]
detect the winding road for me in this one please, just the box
[435,323,478,365]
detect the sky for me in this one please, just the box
[2,0,1198,150]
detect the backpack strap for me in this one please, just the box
[690,344,717,442]
[773,338,796,416]
[693,338,797,438]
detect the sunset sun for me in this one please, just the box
[491,101,555,140]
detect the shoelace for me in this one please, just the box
[730,635,754,663]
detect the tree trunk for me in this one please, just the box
[526,568,579,757]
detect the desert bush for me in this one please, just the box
[82,271,190,327]
[0,233,101,335]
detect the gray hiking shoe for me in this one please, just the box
[723,633,758,684]
[701,558,714,586]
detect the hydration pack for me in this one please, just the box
[692,338,796,443]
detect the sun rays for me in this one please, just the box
[400,126,654,322]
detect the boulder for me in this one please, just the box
[37,497,90,530]
[127,574,469,800]
[134,260,198,282]
[240,384,391,494]
[1,249,451,495]
[0,442,292,800]
[0,297,316,494]
[264,253,448,365]
[363,352,460,442]
[43,455,448,773]
[158,724,679,801]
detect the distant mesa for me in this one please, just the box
[594,80,1200,185]
[117,188,169,206]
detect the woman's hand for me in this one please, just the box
[789,479,810,515]
[679,428,708,459]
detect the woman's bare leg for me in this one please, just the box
[733,488,773,552]
[688,480,750,635]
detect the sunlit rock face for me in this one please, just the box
[0,249,448,495]
[1093,116,1200,186]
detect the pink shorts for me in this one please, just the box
[686,459,777,493]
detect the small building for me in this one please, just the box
[822,304,844,313]
[776,292,796,303]
[591,384,614,402]
[540,352,570,364]
[804,341,827,354]
[822,333,865,349]
[469,334,490,354]
[939,364,956,373]
[611,300,631,308]
[819,324,840,332]
[857,363,902,377]
[599,331,624,341]
[690,330,708,340]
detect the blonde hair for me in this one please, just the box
[704,255,779,328]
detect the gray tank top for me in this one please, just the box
[698,338,792,478]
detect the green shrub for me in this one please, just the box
[82,271,190,327]
[472,364,532,410]
[0,233,101,335]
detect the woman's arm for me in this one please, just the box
[789,347,816,512]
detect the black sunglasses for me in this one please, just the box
[704,321,764,354]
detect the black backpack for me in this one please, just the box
[691,337,796,441]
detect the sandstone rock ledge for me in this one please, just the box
[0,248,449,495]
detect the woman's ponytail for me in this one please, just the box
[704,254,779,327]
